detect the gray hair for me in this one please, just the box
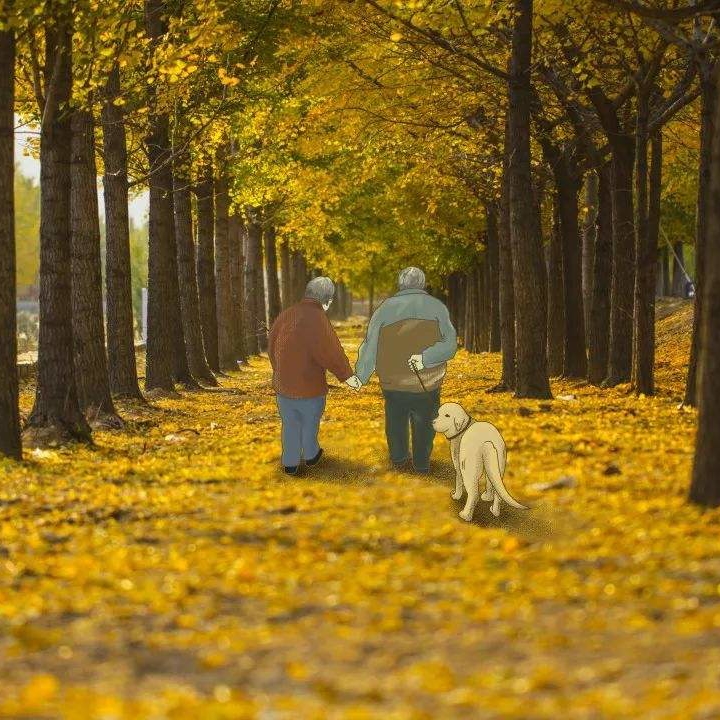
[305,276,335,304]
[398,266,426,290]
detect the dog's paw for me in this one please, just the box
[452,490,463,501]
[490,504,500,518]
[458,510,473,522]
[481,490,493,502]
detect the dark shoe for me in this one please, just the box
[283,465,300,475]
[305,448,324,467]
[392,458,413,471]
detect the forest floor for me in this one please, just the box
[2,301,720,719]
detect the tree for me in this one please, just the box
[264,224,282,326]
[689,62,720,507]
[70,107,120,424]
[0,8,21,458]
[214,154,235,370]
[508,0,551,399]
[101,64,143,400]
[27,3,91,442]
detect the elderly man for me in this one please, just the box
[350,267,457,473]
[269,277,360,475]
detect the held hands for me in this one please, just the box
[408,354,425,371]
[345,375,362,391]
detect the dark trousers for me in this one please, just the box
[382,389,441,472]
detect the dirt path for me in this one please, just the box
[1,319,719,719]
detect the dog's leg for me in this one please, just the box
[452,454,464,501]
[481,475,493,502]
[490,491,501,517]
[459,456,481,522]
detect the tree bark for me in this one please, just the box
[685,69,715,407]
[145,0,180,392]
[70,108,118,422]
[605,135,636,386]
[228,212,247,363]
[264,224,282,326]
[173,161,216,385]
[280,239,292,309]
[582,170,599,344]
[632,94,661,396]
[497,148,516,392]
[547,197,565,377]
[214,156,235,370]
[463,266,477,352]
[101,65,142,399]
[0,16,21,458]
[588,162,613,385]
[486,203,501,352]
[478,256,490,351]
[195,165,220,373]
[28,6,91,442]
[508,0,550,398]
[689,64,720,507]
[657,245,670,296]
[252,214,268,351]
[243,217,261,356]
[671,242,687,296]
[291,249,308,305]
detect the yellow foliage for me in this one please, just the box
[1,312,719,718]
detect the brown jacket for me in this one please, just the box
[268,299,353,399]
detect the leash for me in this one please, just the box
[410,359,429,393]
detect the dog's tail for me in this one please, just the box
[482,441,527,510]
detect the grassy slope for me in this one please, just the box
[1,301,719,719]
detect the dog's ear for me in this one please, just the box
[453,415,464,432]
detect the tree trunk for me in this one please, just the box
[657,245,670,296]
[671,242,687,297]
[463,266,477,352]
[145,0,180,392]
[228,212,247,363]
[101,65,142,400]
[689,64,720,507]
[685,69,715,407]
[173,162,217,385]
[252,214,268,351]
[588,162,613,385]
[28,7,91,442]
[632,98,661,396]
[605,135,636,386]
[497,147,516,392]
[195,166,220,374]
[547,197,564,377]
[280,239,292,310]
[214,157,235,370]
[291,249,308,304]
[508,0,550,398]
[243,218,261,356]
[70,108,118,423]
[582,170,599,344]
[0,17,21,458]
[478,257,490,351]
[486,203,501,352]
[264,224,282,326]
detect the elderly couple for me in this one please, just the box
[268,267,458,475]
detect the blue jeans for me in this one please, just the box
[382,389,440,472]
[276,394,327,467]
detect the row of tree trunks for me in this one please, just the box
[546,199,564,377]
[264,225,282,327]
[497,144,516,393]
[229,213,247,364]
[0,14,21,458]
[101,65,142,399]
[243,215,261,356]
[27,6,91,441]
[214,155,235,371]
[486,204,501,352]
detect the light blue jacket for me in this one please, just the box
[355,289,457,389]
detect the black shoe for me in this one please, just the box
[283,465,300,475]
[306,448,324,467]
[392,458,412,471]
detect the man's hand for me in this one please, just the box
[345,375,362,390]
[408,354,424,371]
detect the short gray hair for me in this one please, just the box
[398,267,426,290]
[305,276,335,303]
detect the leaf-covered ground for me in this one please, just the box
[2,302,719,719]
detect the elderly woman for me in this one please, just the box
[268,277,360,475]
[351,267,457,473]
